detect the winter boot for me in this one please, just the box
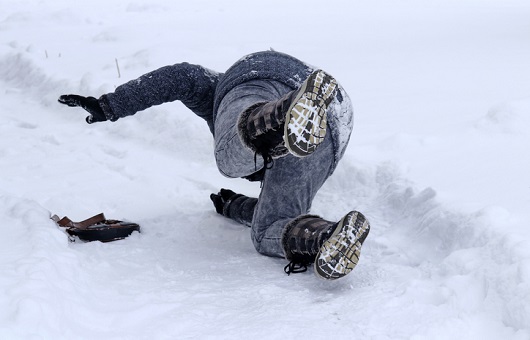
[238,90,295,161]
[238,70,338,160]
[281,211,370,280]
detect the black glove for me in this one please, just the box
[210,189,240,216]
[58,94,107,124]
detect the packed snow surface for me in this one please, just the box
[1,0,530,339]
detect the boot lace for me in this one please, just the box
[284,261,308,275]
[284,255,313,275]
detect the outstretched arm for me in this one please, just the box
[59,63,221,131]
[101,63,219,123]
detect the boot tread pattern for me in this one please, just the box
[284,70,338,157]
[314,211,370,280]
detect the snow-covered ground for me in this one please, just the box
[1,0,530,339]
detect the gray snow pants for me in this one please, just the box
[214,79,340,258]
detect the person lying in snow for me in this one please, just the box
[58,50,370,280]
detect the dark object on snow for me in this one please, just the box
[51,213,140,242]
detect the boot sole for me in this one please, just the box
[314,211,370,280]
[284,70,338,157]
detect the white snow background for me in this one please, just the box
[1,0,530,339]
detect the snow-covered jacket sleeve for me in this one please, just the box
[98,62,220,131]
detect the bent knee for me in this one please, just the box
[250,228,285,259]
